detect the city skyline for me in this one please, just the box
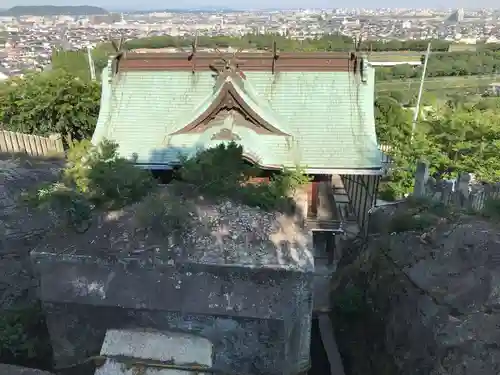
[0,0,478,11]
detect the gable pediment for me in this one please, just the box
[210,128,241,141]
[171,75,291,136]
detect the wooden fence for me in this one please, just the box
[0,130,64,156]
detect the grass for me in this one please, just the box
[376,74,498,93]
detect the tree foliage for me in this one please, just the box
[424,107,500,183]
[375,96,412,145]
[376,95,500,199]
[177,142,311,211]
[26,140,311,234]
[0,70,101,144]
[375,95,430,199]
[25,139,156,231]
[64,139,156,208]
[119,34,452,53]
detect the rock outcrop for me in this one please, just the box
[333,201,500,375]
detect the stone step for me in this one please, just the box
[95,329,213,375]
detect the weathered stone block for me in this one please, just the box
[32,198,314,375]
[33,252,312,375]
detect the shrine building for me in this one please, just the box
[92,49,383,233]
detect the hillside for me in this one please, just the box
[0,5,108,16]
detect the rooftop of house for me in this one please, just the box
[93,51,382,175]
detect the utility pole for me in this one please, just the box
[87,46,96,81]
[411,42,431,138]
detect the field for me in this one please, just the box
[376,74,498,94]
[368,51,423,62]
[369,49,498,95]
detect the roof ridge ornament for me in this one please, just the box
[188,31,198,74]
[109,35,125,76]
[272,40,280,74]
[209,47,247,79]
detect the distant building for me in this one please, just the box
[485,36,500,44]
[445,8,465,24]
[402,21,412,29]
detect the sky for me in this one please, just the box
[1,0,484,11]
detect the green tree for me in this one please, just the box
[374,96,412,145]
[473,97,500,111]
[386,90,406,103]
[384,130,437,199]
[424,108,500,182]
[374,95,439,199]
[0,70,101,144]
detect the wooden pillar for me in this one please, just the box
[306,182,313,217]
[310,181,319,217]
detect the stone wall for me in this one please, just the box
[332,202,500,375]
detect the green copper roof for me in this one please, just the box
[93,64,382,174]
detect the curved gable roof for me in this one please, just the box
[170,73,292,137]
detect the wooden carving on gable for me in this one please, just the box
[211,128,241,141]
[171,53,289,137]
